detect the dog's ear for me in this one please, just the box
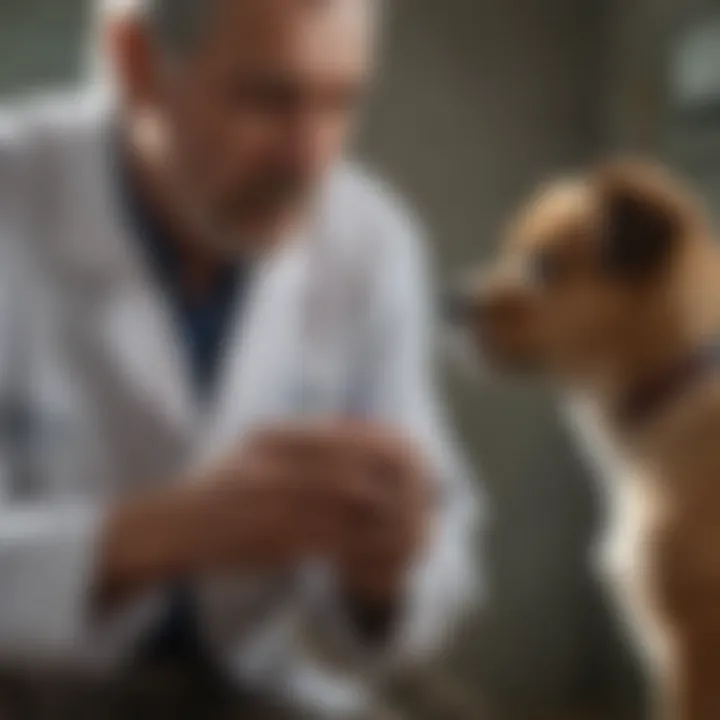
[597,162,687,280]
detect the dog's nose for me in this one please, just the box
[442,287,478,326]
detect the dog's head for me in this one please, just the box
[449,161,708,384]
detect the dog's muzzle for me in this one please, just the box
[439,286,489,382]
[441,287,478,328]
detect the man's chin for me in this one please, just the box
[199,210,305,261]
[229,207,310,257]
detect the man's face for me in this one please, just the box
[116,0,375,251]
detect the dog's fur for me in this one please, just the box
[456,161,720,719]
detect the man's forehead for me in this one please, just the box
[200,0,377,68]
[211,0,377,36]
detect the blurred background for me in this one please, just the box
[2,0,719,717]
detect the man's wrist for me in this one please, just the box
[96,487,199,610]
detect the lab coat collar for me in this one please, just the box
[58,94,313,457]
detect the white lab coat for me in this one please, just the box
[0,92,479,714]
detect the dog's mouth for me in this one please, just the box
[439,287,490,381]
[442,287,478,327]
[441,284,545,376]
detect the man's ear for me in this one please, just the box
[597,163,684,280]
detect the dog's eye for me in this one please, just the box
[529,249,565,287]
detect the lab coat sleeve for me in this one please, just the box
[310,206,483,673]
[0,112,162,671]
[0,479,162,669]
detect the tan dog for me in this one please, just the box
[449,161,720,720]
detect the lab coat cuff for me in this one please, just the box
[308,540,450,676]
[394,521,478,667]
[0,504,106,666]
[324,580,406,667]
[20,504,165,672]
[326,513,476,676]
[84,507,167,672]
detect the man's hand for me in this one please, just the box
[96,423,433,613]
[329,425,435,638]
[334,426,433,593]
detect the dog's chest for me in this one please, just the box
[598,468,674,669]
[567,399,675,675]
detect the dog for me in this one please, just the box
[447,160,720,720]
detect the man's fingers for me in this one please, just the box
[250,422,426,476]
[248,424,341,462]
[242,423,433,560]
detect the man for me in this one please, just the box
[0,0,478,715]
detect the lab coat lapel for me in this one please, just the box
[198,239,309,462]
[60,99,319,468]
[61,105,197,445]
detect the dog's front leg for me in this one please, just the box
[671,629,720,720]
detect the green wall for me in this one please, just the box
[0,0,86,96]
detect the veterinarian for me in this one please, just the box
[0,0,478,716]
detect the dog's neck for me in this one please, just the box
[580,238,720,434]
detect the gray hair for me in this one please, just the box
[97,0,215,54]
[99,0,383,58]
